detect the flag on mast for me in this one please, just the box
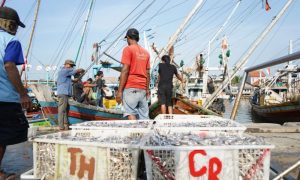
[265,0,271,11]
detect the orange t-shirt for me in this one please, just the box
[121,44,150,90]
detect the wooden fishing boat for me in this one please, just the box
[149,95,220,119]
[250,100,300,124]
[30,84,124,125]
[249,64,300,124]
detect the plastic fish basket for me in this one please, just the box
[141,132,274,180]
[70,119,154,131]
[154,114,223,120]
[32,130,145,180]
[153,115,246,135]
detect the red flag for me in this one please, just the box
[265,0,271,11]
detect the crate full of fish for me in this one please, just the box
[70,119,154,131]
[154,114,223,121]
[141,131,273,180]
[153,115,246,135]
[32,130,144,180]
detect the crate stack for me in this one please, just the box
[23,115,273,180]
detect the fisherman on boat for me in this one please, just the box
[95,70,105,107]
[57,60,84,130]
[116,28,150,120]
[0,6,31,179]
[157,55,183,114]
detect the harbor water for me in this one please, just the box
[223,98,253,124]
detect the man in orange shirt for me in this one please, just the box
[116,28,150,120]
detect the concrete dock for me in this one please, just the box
[246,123,300,179]
[2,124,300,179]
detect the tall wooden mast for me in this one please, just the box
[20,0,41,86]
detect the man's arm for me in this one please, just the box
[146,69,150,98]
[155,75,160,88]
[5,62,32,109]
[84,84,96,88]
[116,64,130,104]
[175,73,183,82]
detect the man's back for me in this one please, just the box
[121,44,150,90]
[57,67,75,96]
[158,63,177,88]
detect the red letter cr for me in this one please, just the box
[208,157,222,180]
[189,150,207,177]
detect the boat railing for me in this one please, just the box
[272,160,300,180]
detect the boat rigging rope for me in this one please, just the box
[102,0,148,62]
[17,1,37,41]
[253,1,296,65]
[80,0,157,78]
[139,0,170,30]
[77,0,97,67]
[181,1,259,67]
[106,0,191,41]
[98,0,147,46]
[49,0,89,78]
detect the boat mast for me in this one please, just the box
[203,0,294,109]
[74,0,94,65]
[202,0,241,95]
[154,0,204,65]
[150,0,205,88]
[0,0,6,7]
[20,0,41,86]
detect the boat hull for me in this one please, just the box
[250,101,300,124]
[149,97,220,119]
[39,101,124,125]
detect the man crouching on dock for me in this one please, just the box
[0,7,32,179]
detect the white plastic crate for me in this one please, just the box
[21,169,39,180]
[154,114,223,120]
[70,120,154,131]
[28,126,38,138]
[153,115,246,135]
[141,132,274,180]
[32,130,144,180]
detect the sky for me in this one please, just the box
[4,0,300,80]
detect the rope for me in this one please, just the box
[139,0,170,30]
[49,0,89,78]
[80,0,157,78]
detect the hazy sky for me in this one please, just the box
[5,0,300,80]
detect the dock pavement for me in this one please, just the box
[2,124,300,179]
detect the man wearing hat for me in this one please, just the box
[0,6,31,179]
[116,28,150,120]
[57,60,84,130]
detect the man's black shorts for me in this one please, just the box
[0,102,28,145]
[158,86,172,106]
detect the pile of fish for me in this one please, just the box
[147,131,267,146]
[71,120,152,128]
[40,132,143,145]
[155,119,242,127]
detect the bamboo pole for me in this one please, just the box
[20,0,41,86]
[230,72,248,120]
